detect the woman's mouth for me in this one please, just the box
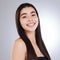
[26,22,35,27]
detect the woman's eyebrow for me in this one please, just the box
[31,11,36,14]
[20,13,27,16]
[20,11,36,16]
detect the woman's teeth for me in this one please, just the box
[27,23,35,27]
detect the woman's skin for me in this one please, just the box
[12,7,44,60]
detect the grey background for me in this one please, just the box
[0,0,60,60]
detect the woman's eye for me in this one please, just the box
[22,16,26,18]
[32,14,36,16]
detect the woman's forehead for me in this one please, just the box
[20,7,36,15]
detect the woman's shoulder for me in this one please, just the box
[14,38,27,52]
[12,38,27,60]
[15,38,27,47]
[15,38,25,45]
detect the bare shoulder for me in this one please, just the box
[12,38,27,60]
[14,38,27,52]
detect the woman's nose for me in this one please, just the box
[28,16,33,21]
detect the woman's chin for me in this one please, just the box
[25,28,37,32]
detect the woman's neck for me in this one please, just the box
[25,31,36,45]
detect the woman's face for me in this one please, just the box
[20,7,38,32]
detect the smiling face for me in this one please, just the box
[20,7,38,32]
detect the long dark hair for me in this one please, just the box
[15,3,51,60]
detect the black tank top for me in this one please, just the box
[37,57,48,60]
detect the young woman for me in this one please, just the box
[12,3,51,60]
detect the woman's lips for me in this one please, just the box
[26,22,35,27]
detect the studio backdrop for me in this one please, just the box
[0,0,60,60]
